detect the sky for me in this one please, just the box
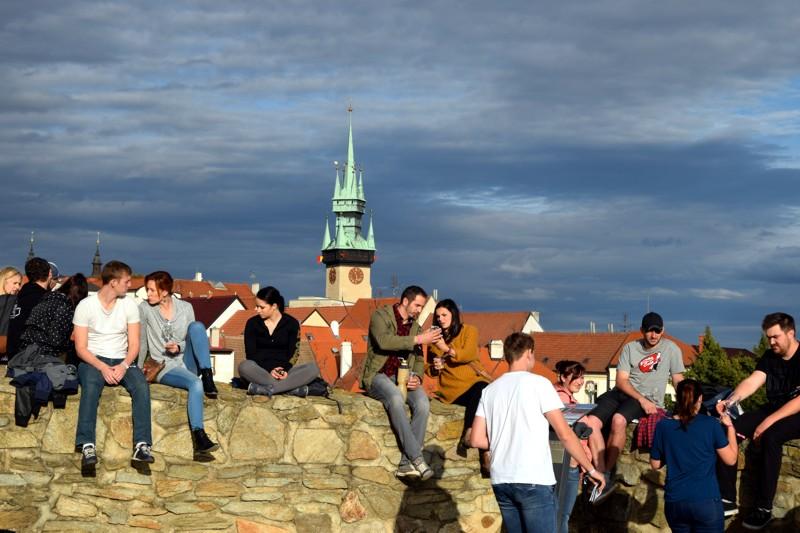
[2,1,800,348]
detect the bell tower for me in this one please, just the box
[320,107,376,302]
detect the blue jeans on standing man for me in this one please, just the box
[368,372,430,466]
[76,355,152,447]
[493,483,557,533]
[158,321,212,430]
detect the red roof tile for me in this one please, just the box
[338,297,397,329]
[462,311,534,346]
[182,295,242,328]
[220,309,257,336]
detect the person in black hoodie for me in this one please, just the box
[5,257,53,360]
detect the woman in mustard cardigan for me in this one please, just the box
[426,299,491,455]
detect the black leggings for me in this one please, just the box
[453,381,489,433]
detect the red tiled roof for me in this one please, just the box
[87,276,145,290]
[172,280,256,310]
[462,311,533,346]
[530,331,698,375]
[338,297,397,329]
[183,295,242,329]
[285,307,317,323]
[220,309,257,336]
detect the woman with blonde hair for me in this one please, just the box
[0,266,23,360]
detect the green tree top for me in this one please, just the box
[686,326,766,412]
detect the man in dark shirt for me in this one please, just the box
[4,257,53,360]
[716,312,800,529]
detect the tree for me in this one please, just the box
[686,326,766,412]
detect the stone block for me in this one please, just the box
[164,501,217,514]
[293,428,343,463]
[352,466,394,485]
[196,480,242,497]
[340,489,368,523]
[156,478,194,497]
[229,405,285,461]
[55,495,98,518]
[296,512,334,533]
[235,518,292,533]
[0,508,38,530]
[167,463,211,480]
[435,420,463,441]
[346,430,380,461]
[357,484,402,519]
[222,502,295,522]
[241,488,284,502]
[303,474,349,490]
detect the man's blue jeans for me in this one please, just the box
[158,321,212,430]
[493,483,557,533]
[76,356,152,447]
[368,372,430,465]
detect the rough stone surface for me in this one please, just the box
[4,385,798,531]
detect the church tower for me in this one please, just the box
[91,232,102,278]
[320,108,376,302]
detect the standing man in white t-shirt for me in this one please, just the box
[73,260,154,468]
[470,332,604,533]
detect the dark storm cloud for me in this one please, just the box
[2,1,800,347]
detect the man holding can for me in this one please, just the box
[360,285,442,481]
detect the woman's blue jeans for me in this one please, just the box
[664,498,724,533]
[556,466,580,533]
[493,483,557,533]
[158,322,212,430]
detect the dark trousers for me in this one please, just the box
[453,381,489,433]
[716,406,800,509]
[664,498,724,533]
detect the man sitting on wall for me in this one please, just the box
[582,312,685,502]
[360,285,442,481]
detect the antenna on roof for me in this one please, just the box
[391,273,399,296]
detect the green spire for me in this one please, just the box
[321,106,375,253]
[322,218,331,249]
[366,211,375,249]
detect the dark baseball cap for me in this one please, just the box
[641,312,663,331]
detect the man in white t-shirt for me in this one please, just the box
[73,260,154,468]
[470,332,604,533]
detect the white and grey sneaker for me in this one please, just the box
[131,442,155,463]
[395,462,421,479]
[412,456,434,481]
[81,443,97,467]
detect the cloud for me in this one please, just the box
[3,0,800,348]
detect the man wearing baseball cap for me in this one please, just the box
[582,311,685,503]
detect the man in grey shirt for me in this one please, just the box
[583,312,685,502]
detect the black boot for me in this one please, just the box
[286,385,309,398]
[191,428,219,456]
[247,382,274,398]
[200,368,218,399]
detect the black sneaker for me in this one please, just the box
[132,442,155,463]
[743,508,772,530]
[81,444,98,467]
[722,499,738,517]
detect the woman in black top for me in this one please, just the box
[239,286,320,397]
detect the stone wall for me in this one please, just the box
[0,382,501,532]
[4,381,800,532]
[572,426,800,532]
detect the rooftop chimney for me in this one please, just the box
[340,341,353,378]
[489,340,504,360]
[194,271,203,281]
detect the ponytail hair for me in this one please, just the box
[256,286,285,313]
[674,378,703,430]
[555,360,585,384]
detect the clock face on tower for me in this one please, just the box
[328,268,336,284]
[348,267,364,285]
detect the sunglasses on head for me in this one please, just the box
[646,326,663,334]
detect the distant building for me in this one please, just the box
[319,107,376,303]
